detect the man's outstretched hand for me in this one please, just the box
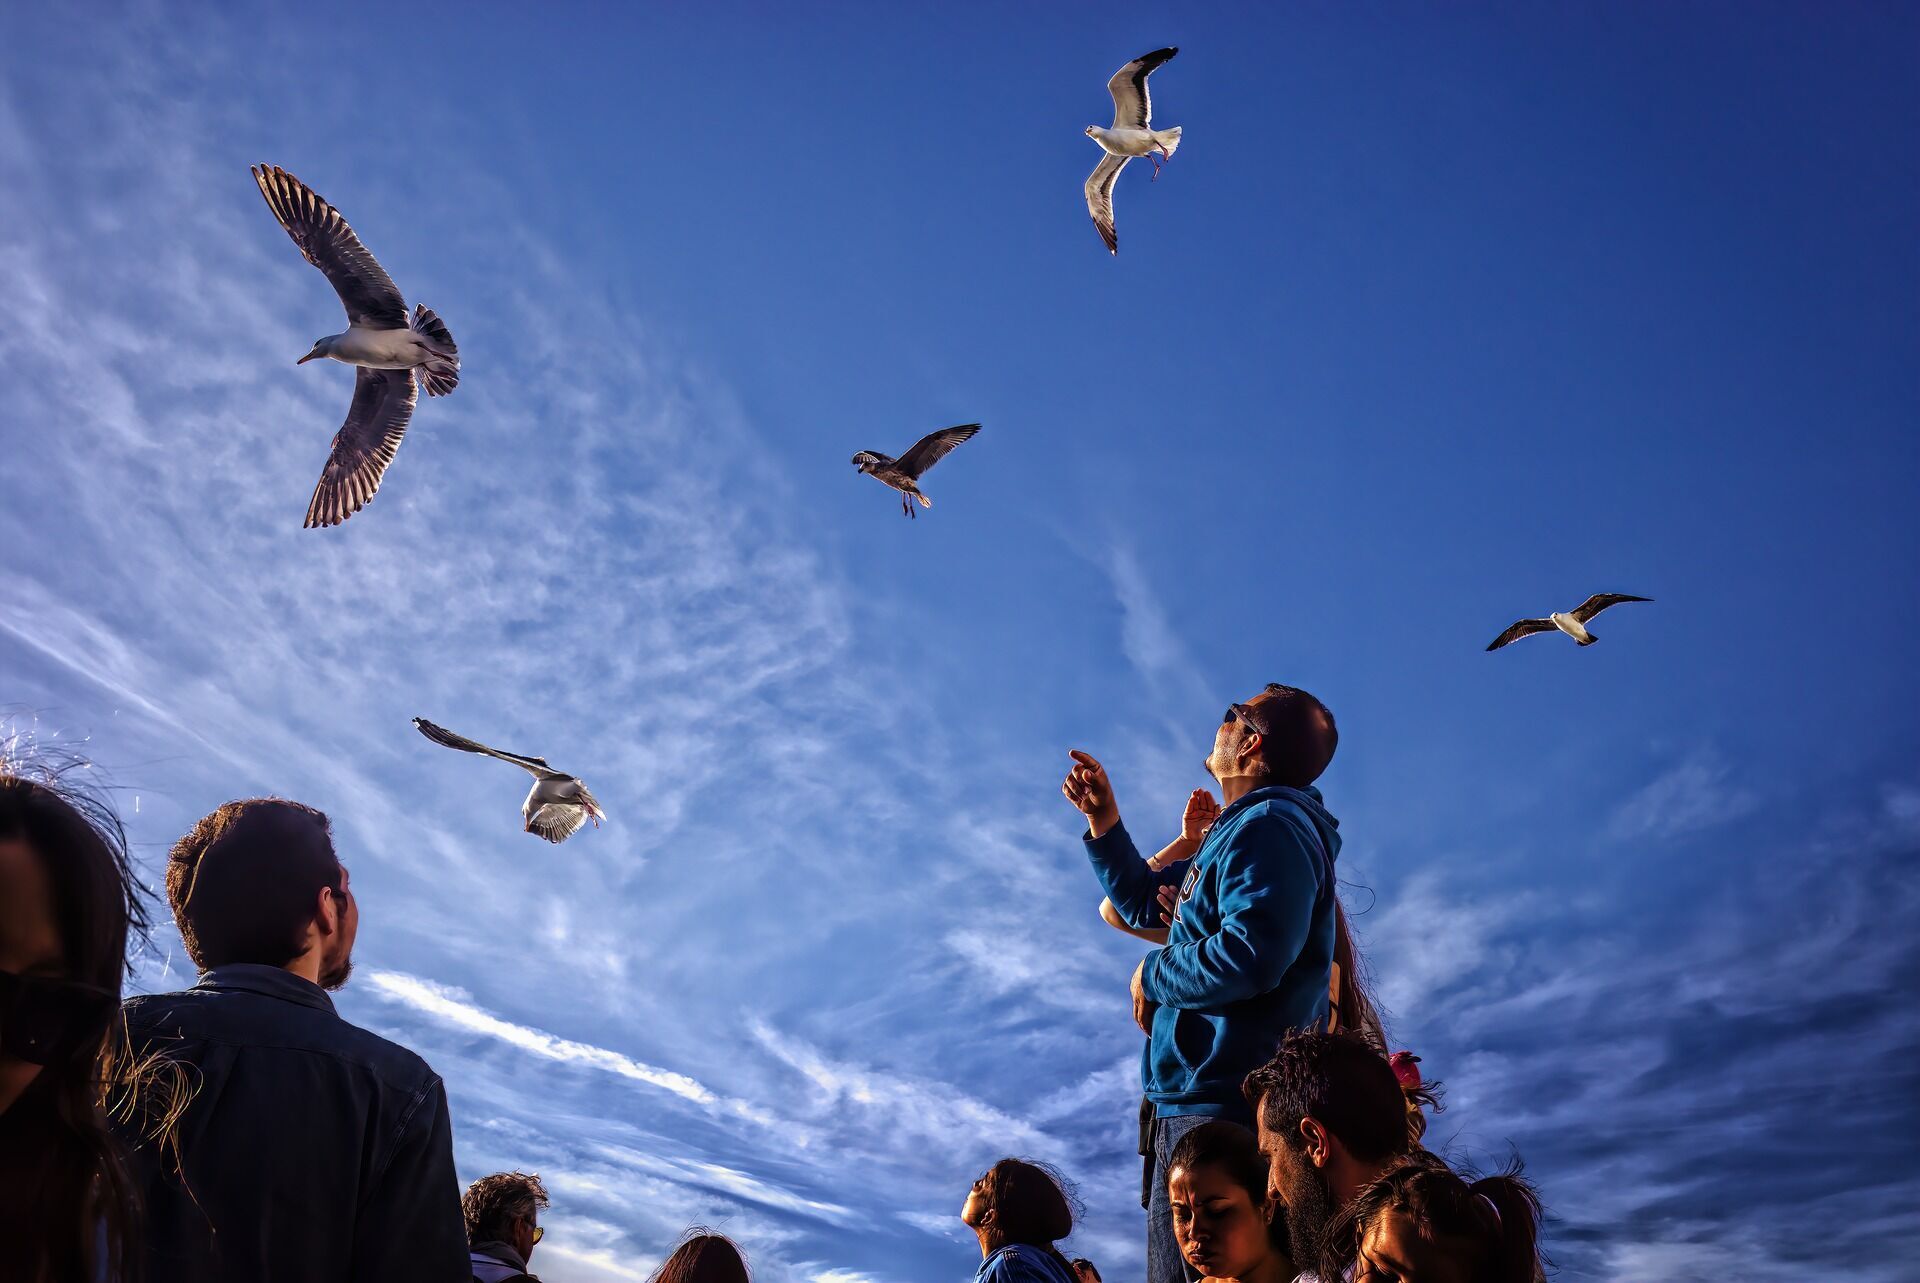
[1063,750,1121,838]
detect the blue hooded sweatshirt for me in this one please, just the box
[1085,784,1340,1118]
[972,1244,1079,1283]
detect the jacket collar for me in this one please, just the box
[472,1240,530,1270]
[1215,782,1326,825]
[192,963,338,1015]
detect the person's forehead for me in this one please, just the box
[1362,1211,1470,1282]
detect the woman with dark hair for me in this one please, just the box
[961,1158,1081,1283]
[0,768,149,1281]
[647,1229,752,1283]
[1166,1121,1294,1283]
[1324,1157,1543,1283]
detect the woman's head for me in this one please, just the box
[647,1229,750,1283]
[0,766,148,1282]
[962,1158,1076,1251]
[1330,1158,1542,1283]
[1167,1121,1288,1279]
[0,772,143,1114]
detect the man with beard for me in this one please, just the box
[1241,1031,1416,1281]
[115,799,467,1282]
[1064,684,1343,1283]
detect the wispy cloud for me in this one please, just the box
[1607,748,1759,841]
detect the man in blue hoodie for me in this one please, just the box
[1063,683,1341,1283]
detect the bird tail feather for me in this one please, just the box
[411,304,460,396]
[916,493,932,508]
[1153,126,1182,158]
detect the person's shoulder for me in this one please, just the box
[328,1014,443,1094]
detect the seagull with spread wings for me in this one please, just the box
[851,424,980,518]
[252,165,460,528]
[1486,594,1653,651]
[1084,47,1182,255]
[412,718,604,844]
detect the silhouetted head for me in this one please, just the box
[166,798,357,989]
[647,1230,750,1283]
[962,1158,1077,1258]
[296,336,332,365]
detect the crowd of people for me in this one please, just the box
[0,682,1547,1282]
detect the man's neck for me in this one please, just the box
[1217,775,1263,806]
[1329,1155,1393,1210]
[282,945,323,987]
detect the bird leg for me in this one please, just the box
[1149,151,1165,180]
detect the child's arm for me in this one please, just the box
[1095,788,1219,943]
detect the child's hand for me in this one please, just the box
[1181,788,1220,843]
[1157,883,1180,926]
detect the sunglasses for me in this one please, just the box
[1224,703,1267,736]
[0,968,117,1066]
[530,1225,545,1245]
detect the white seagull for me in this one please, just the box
[1486,594,1653,651]
[1084,47,1183,254]
[252,165,460,528]
[412,717,605,844]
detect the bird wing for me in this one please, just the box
[527,801,590,844]
[252,165,409,329]
[1107,47,1178,130]
[1085,152,1130,255]
[1571,593,1653,623]
[412,717,552,775]
[896,424,981,479]
[304,368,417,528]
[1486,619,1557,651]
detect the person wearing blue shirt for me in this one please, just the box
[1063,684,1342,1283]
[963,1159,1082,1283]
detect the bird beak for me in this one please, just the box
[296,352,319,364]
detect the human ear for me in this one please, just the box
[1299,1117,1330,1167]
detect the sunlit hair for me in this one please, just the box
[462,1170,549,1245]
[1247,684,1337,788]
[0,762,149,1280]
[1168,1120,1289,1254]
[647,1228,751,1283]
[165,798,341,970]
[1069,1258,1100,1282]
[974,1157,1080,1277]
[1241,1030,1410,1163]
[1322,1156,1544,1283]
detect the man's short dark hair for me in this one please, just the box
[165,798,340,971]
[462,1171,549,1245]
[1249,684,1337,788]
[1242,1030,1409,1164]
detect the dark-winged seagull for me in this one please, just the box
[252,165,460,529]
[412,717,604,844]
[851,424,980,518]
[1084,47,1181,255]
[1486,594,1653,651]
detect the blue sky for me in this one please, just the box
[2,3,1916,1280]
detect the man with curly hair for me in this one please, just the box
[464,1170,551,1283]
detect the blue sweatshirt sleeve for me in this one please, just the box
[1084,821,1184,929]
[1140,814,1321,1009]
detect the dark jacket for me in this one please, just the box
[115,964,469,1282]
[1086,784,1340,1116]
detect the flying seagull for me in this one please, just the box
[1084,47,1182,255]
[412,717,604,844]
[1486,594,1653,651]
[252,165,460,528]
[851,424,980,518]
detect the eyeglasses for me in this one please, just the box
[0,968,116,1066]
[1224,703,1267,736]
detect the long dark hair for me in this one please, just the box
[647,1229,751,1283]
[1322,1156,1544,1283]
[0,767,148,1281]
[977,1158,1079,1277]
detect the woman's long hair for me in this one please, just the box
[0,767,148,1281]
[647,1229,751,1283]
[1320,1156,1544,1283]
[978,1158,1080,1278]
[1331,899,1385,1050]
